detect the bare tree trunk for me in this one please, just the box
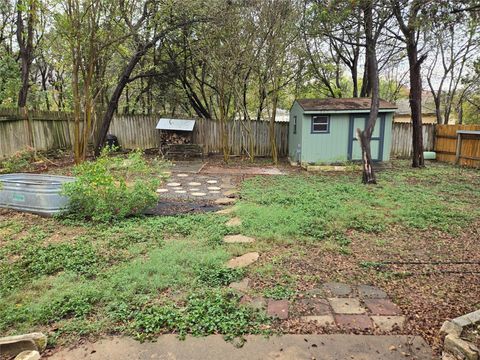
[270,95,278,165]
[407,40,425,167]
[359,0,378,184]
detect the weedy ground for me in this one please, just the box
[0,159,479,356]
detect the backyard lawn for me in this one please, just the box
[0,159,479,356]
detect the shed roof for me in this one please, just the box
[296,98,397,112]
[156,118,196,131]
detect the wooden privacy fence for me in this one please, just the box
[435,124,480,168]
[0,110,289,158]
[390,123,435,158]
[3,108,471,163]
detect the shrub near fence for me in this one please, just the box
[435,124,480,168]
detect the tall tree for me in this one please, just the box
[392,0,427,168]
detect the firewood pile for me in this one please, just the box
[160,131,192,145]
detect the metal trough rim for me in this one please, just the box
[0,173,75,186]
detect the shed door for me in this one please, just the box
[348,114,385,161]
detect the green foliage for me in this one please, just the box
[130,290,269,341]
[263,285,295,300]
[0,54,21,107]
[62,150,161,222]
[195,266,245,286]
[0,150,34,174]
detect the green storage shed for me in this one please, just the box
[289,98,397,164]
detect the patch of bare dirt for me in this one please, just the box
[248,222,480,356]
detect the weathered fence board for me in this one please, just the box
[391,123,435,158]
[435,124,480,168]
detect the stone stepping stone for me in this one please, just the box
[226,252,259,268]
[323,282,352,297]
[216,207,235,215]
[206,180,218,184]
[176,174,189,177]
[156,188,168,193]
[357,285,387,299]
[364,299,402,315]
[189,188,200,192]
[175,190,186,194]
[209,191,220,194]
[334,314,373,330]
[191,192,207,197]
[229,278,250,292]
[215,197,236,205]
[223,189,238,198]
[301,315,335,326]
[172,187,183,190]
[188,182,202,186]
[207,186,221,191]
[224,234,254,243]
[225,217,242,227]
[267,299,289,320]
[328,298,366,314]
[166,182,181,187]
[371,315,405,331]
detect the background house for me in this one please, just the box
[289,98,396,164]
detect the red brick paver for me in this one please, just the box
[267,300,289,319]
[334,314,374,330]
[364,299,402,316]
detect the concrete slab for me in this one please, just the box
[357,285,388,299]
[328,298,366,314]
[323,282,352,297]
[372,316,405,331]
[48,334,432,360]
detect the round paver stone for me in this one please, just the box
[189,188,200,192]
[188,182,201,186]
[175,190,186,194]
[156,189,168,193]
[176,174,189,177]
[206,180,218,184]
[209,191,220,194]
[166,182,181,187]
[191,192,207,197]
[172,187,183,190]
[207,186,221,191]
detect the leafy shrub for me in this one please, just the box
[62,150,160,222]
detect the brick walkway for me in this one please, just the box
[261,282,405,332]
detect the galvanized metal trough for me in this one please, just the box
[0,173,75,216]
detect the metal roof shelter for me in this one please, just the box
[156,118,196,132]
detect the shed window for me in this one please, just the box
[293,116,297,134]
[311,115,329,133]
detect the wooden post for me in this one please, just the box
[455,132,462,165]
